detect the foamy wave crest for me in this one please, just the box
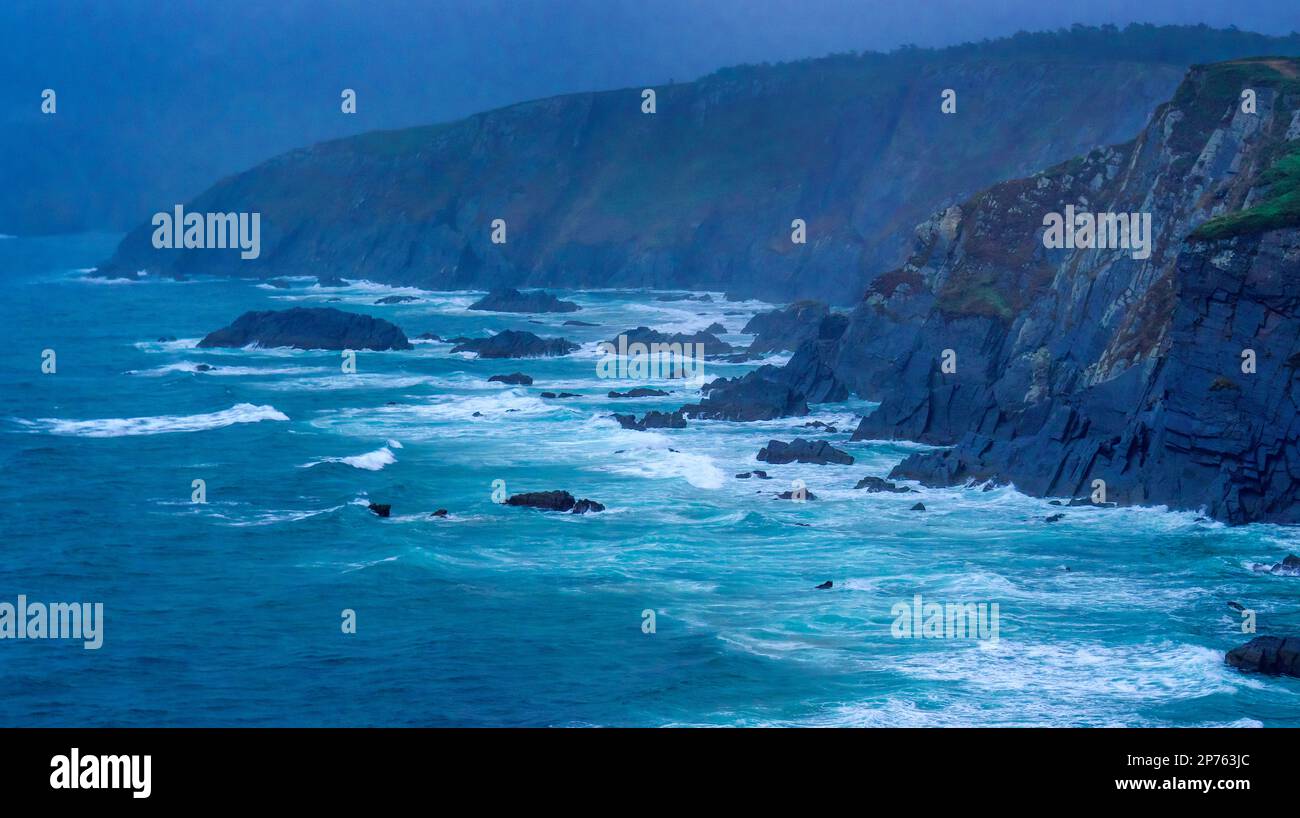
[301,445,398,471]
[126,361,326,377]
[15,403,289,437]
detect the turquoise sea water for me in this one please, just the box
[1,233,1298,726]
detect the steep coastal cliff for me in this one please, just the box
[98,28,1300,303]
[774,58,1300,523]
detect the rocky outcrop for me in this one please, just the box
[766,58,1300,524]
[608,387,669,398]
[450,330,578,358]
[606,326,733,357]
[375,295,419,304]
[488,372,533,385]
[612,411,687,431]
[469,287,580,313]
[757,438,854,465]
[367,502,391,517]
[198,307,412,351]
[854,475,914,492]
[679,367,811,421]
[743,301,846,355]
[1225,636,1300,677]
[506,490,605,514]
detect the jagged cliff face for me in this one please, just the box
[100,53,1194,303]
[786,59,1300,523]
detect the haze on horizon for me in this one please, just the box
[3,0,1298,234]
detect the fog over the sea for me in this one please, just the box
[3,0,1298,233]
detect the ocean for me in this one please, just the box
[1,233,1297,726]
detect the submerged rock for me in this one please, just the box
[910,502,926,512]
[469,288,579,313]
[198,307,412,351]
[541,391,581,399]
[757,438,853,466]
[563,319,599,327]
[775,490,817,501]
[1226,636,1300,677]
[735,470,770,480]
[505,490,604,514]
[375,294,419,304]
[488,372,533,386]
[450,330,578,358]
[368,503,391,518]
[1250,554,1300,577]
[815,581,833,590]
[430,509,448,518]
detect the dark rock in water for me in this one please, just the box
[775,490,816,501]
[266,278,293,289]
[1045,513,1065,523]
[316,275,348,287]
[541,391,581,399]
[157,335,177,342]
[680,366,811,421]
[910,502,926,511]
[326,297,342,302]
[608,387,669,399]
[506,490,604,514]
[735,470,770,480]
[612,411,686,431]
[742,301,847,356]
[451,330,578,358]
[194,364,214,372]
[563,319,599,327]
[815,581,833,590]
[368,503,391,518]
[375,295,419,304]
[489,372,533,386]
[1226,636,1300,677]
[854,476,913,492]
[605,325,733,357]
[803,420,838,433]
[431,509,448,518]
[757,438,853,466]
[198,307,412,351]
[472,411,483,417]
[1049,500,1063,506]
[1227,601,1245,612]
[416,332,443,341]
[1253,554,1300,576]
[469,288,579,313]
[704,322,727,335]
[1067,497,1116,508]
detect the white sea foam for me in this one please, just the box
[126,361,326,377]
[15,403,289,437]
[301,445,398,471]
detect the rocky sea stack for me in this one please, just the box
[198,307,412,351]
[450,330,578,358]
[469,287,580,313]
